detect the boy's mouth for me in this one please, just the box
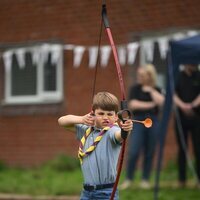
[102,120,110,126]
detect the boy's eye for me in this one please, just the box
[96,112,104,116]
[97,113,114,117]
[95,110,115,117]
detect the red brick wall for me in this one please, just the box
[0,0,199,167]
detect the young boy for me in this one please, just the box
[58,91,133,200]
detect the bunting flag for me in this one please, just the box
[50,45,63,65]
[118,45,127,66]
[63,44,74,50]
[142,39,155,62]
[31,47,40,66]
[187,30,198,37]
[127,42,139,65]
[88,46,98,68]
[15,48,26,69]
[3,50,13,73]
[2,44,64,72]
[2,30,199,70]
[157,36,169,59]
[41,44,50,64]
[73,46,85,68]
[172,32,185,41]
[100,45,111,67]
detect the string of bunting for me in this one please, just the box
[2,30,198,71]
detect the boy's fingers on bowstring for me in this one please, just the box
[82,114,91,124]
[85,113,95,126]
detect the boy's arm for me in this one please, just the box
[114,119,133,142]
[58,115,84,131]
[58,113,94,131]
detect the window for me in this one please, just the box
[3,43,63,104]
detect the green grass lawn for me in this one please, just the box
[120,188,200,200]
[0,155,199,200]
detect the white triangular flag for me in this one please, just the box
[88,46,98,68]
[41,44,51,64]
[127,42,139,65]
[117,45,126,66]
[142,40,154,62]
[15,48,26,69]
[73,46,85,68]
[51,45,62,65]
[157,36,169,59]
[187,30,198,37]
[100,45,111,67]
[31,47,40,66]
[172,32,185,41]
[3,50,13,73]
[64,44,74,50]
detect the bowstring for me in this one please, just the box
[91,15,103,99]
[90,10,104,185]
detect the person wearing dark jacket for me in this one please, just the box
[174,64,200,188]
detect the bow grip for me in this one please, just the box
[118,109,132,140]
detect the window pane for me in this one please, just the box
[11,53,37,96]
[44,53,56,91]
[152,42,167,90]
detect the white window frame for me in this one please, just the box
[3,44,63,105]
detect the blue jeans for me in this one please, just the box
[80,188,119,200]
[126,114,159,181]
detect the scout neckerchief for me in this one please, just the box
[78,123,117,164]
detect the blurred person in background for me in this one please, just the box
[120,64,164,190]
[174,64,200,188]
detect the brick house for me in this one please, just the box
[0,0,199,167]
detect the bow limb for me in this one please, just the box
[102,4,126,102]
[102,4,127,200]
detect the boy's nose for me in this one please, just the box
[102,114,108,119]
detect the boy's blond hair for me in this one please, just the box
[92,92,119,113]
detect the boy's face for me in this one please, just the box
[94,108,118,128]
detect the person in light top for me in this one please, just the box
[58,91,133,200]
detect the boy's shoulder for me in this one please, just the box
[76,124,88,129]
[76,124,89,139]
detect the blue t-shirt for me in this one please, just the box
[76,124,121,185]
